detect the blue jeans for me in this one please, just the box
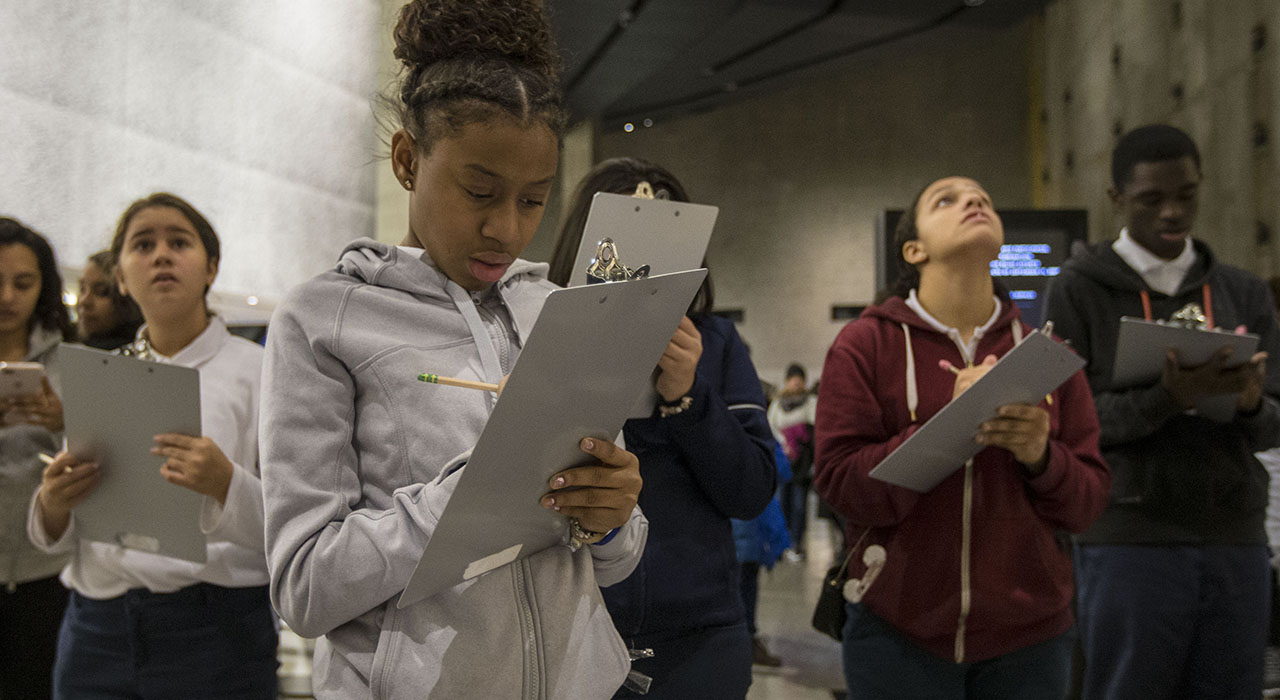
[1075,544,1269,700]
[53,583,278,700]
[780,481,808,552]
[841,602,1073,699]
[615,621,752,699]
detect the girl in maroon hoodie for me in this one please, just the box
[814,176,1110,699]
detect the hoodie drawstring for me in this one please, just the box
[901,323,918,422]
[1140,285,1214,327]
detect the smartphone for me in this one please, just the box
[0,362,45,399]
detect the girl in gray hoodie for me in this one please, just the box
[0,217,75,699]
[259,2,647,698]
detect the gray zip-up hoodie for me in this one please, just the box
[1,326,66,589]
[261,239,646,700]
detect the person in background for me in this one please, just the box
[29,193,276,699]
[1253,276,1280,691]
[815,176,1110,699]
[76,249,142,350]
[732,440,791,668]
[258,2,647,697]
[768,362,816,560]
[1045,124,1280,700]
[0,217,74,700]
[549,157,777,699]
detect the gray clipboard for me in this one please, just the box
[58,345,207,563]
[868,330,1085,493]
[398,269,707,608]
[1111,316,1258,422]
[567,192,719,287]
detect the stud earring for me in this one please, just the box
[403,179,413,190]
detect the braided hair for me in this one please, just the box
[391,0,567,154]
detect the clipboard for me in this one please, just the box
[868,330,1084,492]
[398,268,709,607]
[567,192,719,287]
[1111,316,1259,422]
[58,345,207,563]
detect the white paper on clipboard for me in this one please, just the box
[58,345,207,563]
[398,268,708,608]
[868,331,1084,493]
[1110,316,1259,422]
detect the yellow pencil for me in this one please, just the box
[417,373,501,393]
[38,452,73,474]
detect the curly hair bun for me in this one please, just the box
[393,0,560,82]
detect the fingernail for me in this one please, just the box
[582,438,595,450]
[553,477,565,488]
[542,496,555,508]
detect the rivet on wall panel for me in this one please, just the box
[1041,168,1051,184]
[1063,89,1073,105]
[1111,45,1122,75]
[1253,24,1267,54]
[1254,122,1270,148]
[1171,83,1184,102]
[1065,150,1075,172]
[1257,220,1272,246]
[1113,120,1124,137]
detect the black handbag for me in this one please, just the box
[811,532,866,642]
[811,558,851,641]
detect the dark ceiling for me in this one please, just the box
[546,0,1049,128]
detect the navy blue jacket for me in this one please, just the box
[602,313,776,637]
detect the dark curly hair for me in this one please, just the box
[389,0,567,154]
[1111,124,1201,190]
[0,217,75,340]
[548,157,715,317]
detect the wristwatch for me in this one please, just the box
[568,517,607,551]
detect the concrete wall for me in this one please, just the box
[1038,0,1280,277]
[1,1,382,304]
[595,23,1035,386]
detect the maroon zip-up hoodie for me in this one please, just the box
[814,294,1110,663]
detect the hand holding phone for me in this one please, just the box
[0,366,63,432]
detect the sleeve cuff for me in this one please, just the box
[592,527,620,546]
[26,487,75,552]
[1025,442,1068,494]
[200,462,246,535]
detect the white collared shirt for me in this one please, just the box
[27,316,268,598]
[905,289,1003,363]
[1112,227,1196,297]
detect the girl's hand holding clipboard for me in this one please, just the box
[35,451,100,541]
[541,437,642,536]
[152,434,235,505]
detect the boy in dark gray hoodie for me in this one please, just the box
[1045,124,1280,699]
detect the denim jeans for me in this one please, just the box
[841,602,1073,700]
[1075,544,1269,700]
[53,583,277,700]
